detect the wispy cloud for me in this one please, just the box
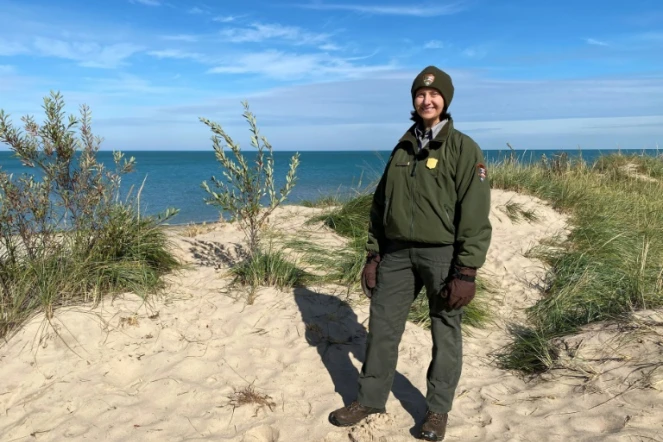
[586,38,609,46]
[162,34,199,43]
[424,40,445,49]
[81,73,178,95]
[0,39,28,56]
[188,7,205,14]
[220,22,331,45]
[207,50,397,80]
[298,2,466,17]
[130,0,161,6]
[213,15,245,23]
[33,38,143,68]
[319,43,341,51]
[147,49,206,61]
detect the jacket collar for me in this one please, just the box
[399,118,454,148]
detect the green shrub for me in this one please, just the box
[0,92,179,339]
[200,102,300,258]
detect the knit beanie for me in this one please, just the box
[411,66,454,109]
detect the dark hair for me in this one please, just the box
[410,109,452,124]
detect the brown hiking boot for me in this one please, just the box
[328,401,385,427]
[420,411,448,441]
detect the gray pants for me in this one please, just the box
[357,241,463,414]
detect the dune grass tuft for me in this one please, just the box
[231,247,307,290]
[491,151,663,373]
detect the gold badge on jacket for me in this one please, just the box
[426,158,438,169]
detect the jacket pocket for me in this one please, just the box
[442,204,455,234]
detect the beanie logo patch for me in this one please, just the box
[423,74,435,86]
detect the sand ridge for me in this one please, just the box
[1,190,661,441]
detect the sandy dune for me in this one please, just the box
[1,190,661,441]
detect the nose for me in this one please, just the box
[422,93,432,105]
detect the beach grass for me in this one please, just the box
[490,151,663,373]
[0,204,179,339]
[231,247,308,290]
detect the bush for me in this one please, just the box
[200,102,300,258]
[0,92,179,339]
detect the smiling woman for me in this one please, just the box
[329,65,492,442]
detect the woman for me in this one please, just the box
[329,66,492,441]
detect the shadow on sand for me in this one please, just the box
[293,287,427,434]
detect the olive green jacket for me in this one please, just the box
[366,119,492,268]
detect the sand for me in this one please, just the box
[1,189,661,442]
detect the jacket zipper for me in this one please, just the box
[410,158,418,237]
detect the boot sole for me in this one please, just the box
[420,430,444,441]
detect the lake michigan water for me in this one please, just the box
[1,148,660,224]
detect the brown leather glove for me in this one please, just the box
[442,265,477,309]
[360,253,381,298]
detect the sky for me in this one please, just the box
[0,0,662,151]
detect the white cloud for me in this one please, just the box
[206,50,397,80]
[80,73,179,95]
[131,0,161,6]
[188,7,205,14]
[0,39,28,56]
[213,15,245,23]
[162,34,199,42]
[220,22,331,45]
[298,2,466,17]
[33,38,143,68]
[586,38,609,46]
[148,49,206,61]
[462,116,663,136]
[319,43,342,51]
[424,40,445,49]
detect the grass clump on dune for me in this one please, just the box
[491,151,663,373]
[231,247,307,291]
[0,92,180,340]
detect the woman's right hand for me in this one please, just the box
[360,253,381,298]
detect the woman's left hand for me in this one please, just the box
[445,278,476,309]
[443,266,477,309]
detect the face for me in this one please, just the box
[414,87,445,127]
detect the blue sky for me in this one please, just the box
[1,0,662,151]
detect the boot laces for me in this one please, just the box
[347,401,363,411]
[426,411,445,424]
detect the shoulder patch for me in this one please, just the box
[477,163,487,181]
